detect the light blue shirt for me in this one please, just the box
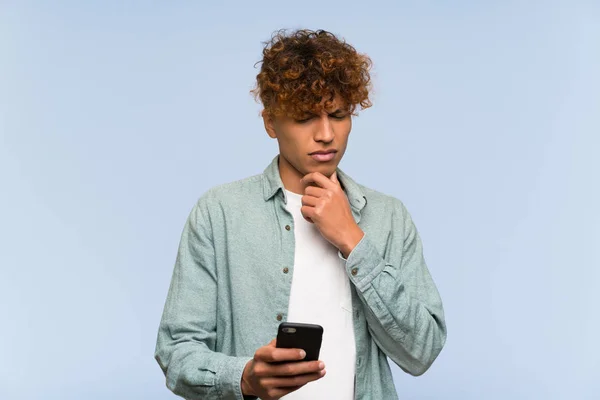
[154,154,447,399]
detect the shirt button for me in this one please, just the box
[283,267,289,274]
[351,268,358,276]
[276,314,283,321]
[285,225,291,231]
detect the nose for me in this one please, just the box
[314,114,334,143]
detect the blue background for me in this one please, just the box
[1,1,598,399]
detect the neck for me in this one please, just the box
[278,156,306,195]
[277,155,346,195]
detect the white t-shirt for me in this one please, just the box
[281,189,356,400]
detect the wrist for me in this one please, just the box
[240,360,254,396]
[340,226,364,258]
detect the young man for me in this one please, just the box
[155,29,447,400]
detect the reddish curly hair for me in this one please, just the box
[251,29,373,119]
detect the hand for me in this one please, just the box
[241,339,326,400]
[300,171,364,258]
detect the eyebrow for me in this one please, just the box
[297,108,347,119]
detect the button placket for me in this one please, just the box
[278,208,293,329]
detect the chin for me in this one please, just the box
[315,164,338,177]
[297,158,339,177]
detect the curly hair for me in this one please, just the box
[251,29,373,119]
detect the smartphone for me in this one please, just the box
[276,322,323,362]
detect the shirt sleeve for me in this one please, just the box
[338,198,447,376]
[154,196,253,399]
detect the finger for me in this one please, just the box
[301,172,335,190]
[254,339,276,360]
[304,185,327,198]
[301,195,319,207]
[264,370,326,387]
[279,385,304,398]
[264,386,305,400]
[299,199,316,223]
[300,206,315,223]
[270,360,325,377]
[271,347,307,362]
[330,171,339,184]
[257,346,306,363]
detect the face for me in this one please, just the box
[263,98,352,194]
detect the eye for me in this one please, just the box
[295,115,314,123]
[330,114,347,120]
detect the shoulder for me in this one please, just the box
[354,182,418,242]
[355,181,410,220]
[194,173,265,210]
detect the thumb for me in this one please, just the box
[330,171,339,184]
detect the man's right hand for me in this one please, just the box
[241,339,326,400]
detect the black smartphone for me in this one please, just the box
[276,322,323,362]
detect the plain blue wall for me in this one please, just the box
[1,1,598,399]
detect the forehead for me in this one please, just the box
[303,96,348,113]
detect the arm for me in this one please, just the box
[339,199,447,376]
[154,196,252,399]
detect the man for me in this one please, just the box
[155,29,446,400]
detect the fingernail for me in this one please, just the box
[318,362,324,369]
[299,350,306,358]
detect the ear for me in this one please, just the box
[262,110,277,139]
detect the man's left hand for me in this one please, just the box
[300,171,364,258]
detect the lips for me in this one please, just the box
[310,150,337,162]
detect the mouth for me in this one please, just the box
[310,150,337,162]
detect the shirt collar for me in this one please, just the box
[262,154,367,216]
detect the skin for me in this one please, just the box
[262,96,364,257]
[263,97,351,195]
[241,339,326,399]
[240,98,365,398]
